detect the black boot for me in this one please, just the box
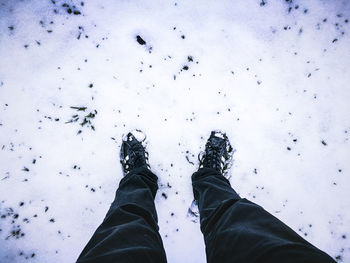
[120,130,150,175]
[199,130,233,175]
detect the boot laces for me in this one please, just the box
[201,144,226,171]
[121,132,150,173]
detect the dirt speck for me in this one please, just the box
[136,35,146,45]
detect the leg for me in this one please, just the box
[77,167,167,263]
[192,168,335,263]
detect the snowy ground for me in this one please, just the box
[0,0,350,262]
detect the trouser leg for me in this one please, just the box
[77,167,167,263]
[192,168,335,263]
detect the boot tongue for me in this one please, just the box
[130,143,148,168]
[210,137,224,150]
[133,155,147,168]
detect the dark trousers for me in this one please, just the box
[77,167,335,263]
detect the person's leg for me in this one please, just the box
[77,167,167,263]
[192,168,335,263]
[193,131,335,263]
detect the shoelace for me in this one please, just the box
[207,145,225,170]
[123,146,150,173]
[199,144,226,171]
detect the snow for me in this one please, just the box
[0,0,349,262]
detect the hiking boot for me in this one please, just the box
[198,130,233,175]
[120,130,150,175]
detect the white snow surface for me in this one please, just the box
[0,0,350,262]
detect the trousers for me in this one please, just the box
[76,167,335,263]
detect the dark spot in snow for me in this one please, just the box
[10,228,25,239]
[287,147,291,151]
[321,140,327,146]
[70,106,86,111]
[136,35,146,45]
[332,38,338,43]
[335,255,342,261]
[162,193,168,199]
[49,218,55,223]
[183,65,189,70]
[181,35,185,39]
